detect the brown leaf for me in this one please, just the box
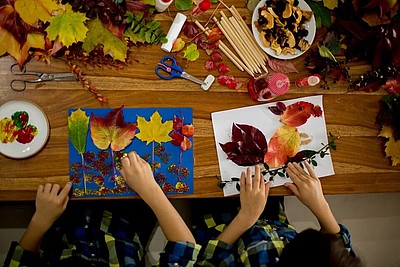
[267,58,299,73]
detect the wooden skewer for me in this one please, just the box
[230,5,268,61]
[195,20,254,76]
[219,1,269,62]
[213,17,258,75]
[219,11,262,70]
[228,16,268,73]
[218,17,261,73]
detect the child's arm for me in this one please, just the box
[120,152,195,243]
[19,182,72,252]
[216,166,272,245]
[284,162,340,234]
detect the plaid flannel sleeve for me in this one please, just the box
[337,224,356,256]
[158,241,201,266]
[3,242,41,267]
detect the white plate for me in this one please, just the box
[252,0,316,60]
[0,100,49,159]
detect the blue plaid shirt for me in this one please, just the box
[4,210,200,267]
[185,206,353,266]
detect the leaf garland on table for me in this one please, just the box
[218,101,329,190]
[0,0,167,102]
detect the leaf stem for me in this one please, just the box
[80,153,86,194]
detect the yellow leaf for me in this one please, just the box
[378,125,400,166]
[15,0,60,26]
[264,125,301,168]
[172,38,185,52]
[323,0,337,10]
[0,28,44,67]
[136,111,173,145]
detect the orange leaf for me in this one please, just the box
[264,125,301,168]
[379,125,400,166]
[90,106,137,151]
[280,101,317,127]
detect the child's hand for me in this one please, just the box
[120,151,162,201]
[284,162,328,214]
[32,182,71,233]
[237,165,272,228]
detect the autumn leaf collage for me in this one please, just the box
[68,107,194,197]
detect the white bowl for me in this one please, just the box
[252,0,316,60]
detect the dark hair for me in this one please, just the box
[278,229,363,267]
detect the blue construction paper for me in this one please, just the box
[68,107,194,198]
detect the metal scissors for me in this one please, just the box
[10,63,77,91]
[155,56,209,87]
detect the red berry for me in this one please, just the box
[199,0,211,11]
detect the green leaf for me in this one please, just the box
[306,0,331,28]
[183,44,200,61]
[278,172,285,177]
[231,177,240,181]
[236,183,241,191]
[319,45,337,62]
[83,17,128,62]
[46,4,88,47]
[160,37,168,44]
[68,109,89,155]
[175,0,193,10]
[145,30,151,43]
[146,20,160,30]
[136,12,144,21]
[311,160,318,166]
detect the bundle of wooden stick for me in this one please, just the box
[196,4,268,77]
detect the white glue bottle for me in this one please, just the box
[161,13,187,53]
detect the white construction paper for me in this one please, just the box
[211,95,335,196]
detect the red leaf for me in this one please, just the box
[268,101,286,115]
[382,76,400,94]
[311,105,323,117]
[182,22,198,38]
[280,101,316,127]
[219,123,268,166]
[173,115,183,130]
[182,124,194,137]
[207,27,222,44]
[180,136,192,151]
[171,131,184,146]
[218,63,230,74]
[205,60,218,71]
[210,51,223,62]
[267,58,299,73]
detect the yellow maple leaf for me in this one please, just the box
[378,125,400,166]
[15,0,60,26]
[136,111,173,145]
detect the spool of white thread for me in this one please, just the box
[161,13,187,53]
[155,0,173,12]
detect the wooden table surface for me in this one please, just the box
[0,3,399,201]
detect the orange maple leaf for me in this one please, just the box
[264,125,301,168]
[90,106,137,151]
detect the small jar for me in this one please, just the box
[247,73,290,101]
[155,0,173,12]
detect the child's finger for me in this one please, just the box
[304,161,317,179]
[254,165,261,189]
[245,167,252,190]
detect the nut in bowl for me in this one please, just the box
[252,0,316,60]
